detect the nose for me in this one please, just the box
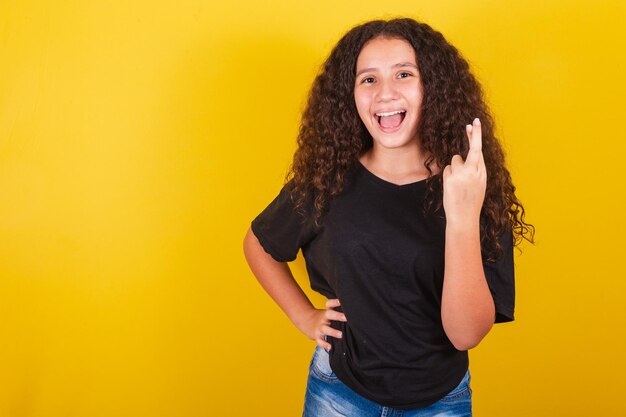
[376,78,399,102]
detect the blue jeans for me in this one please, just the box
[303,346,472,417]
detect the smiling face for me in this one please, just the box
[354,36,423,152]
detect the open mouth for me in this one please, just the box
[375,110,406,131]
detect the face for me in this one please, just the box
[354,36,423,152]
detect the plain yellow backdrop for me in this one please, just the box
[1,0,625,416]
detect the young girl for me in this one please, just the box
[243,18,533,417]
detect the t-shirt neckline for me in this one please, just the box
[356,160,430,190]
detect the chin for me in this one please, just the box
[371,134,418,150]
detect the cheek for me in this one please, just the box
[415,85,424,109]
[354,91,371,123]
[406,92,423,119]
[406,84,422,104]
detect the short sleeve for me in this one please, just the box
[250,182,317,262]
[483,227,516,323]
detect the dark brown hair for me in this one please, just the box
[286,18,534,260]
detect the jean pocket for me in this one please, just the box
[439,369,472,403]
[310,345,339,383]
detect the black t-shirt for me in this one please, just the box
[251,161,515,409]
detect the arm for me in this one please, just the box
[243,226,346,350]
[441,118,495,351]
[441,220,495,350]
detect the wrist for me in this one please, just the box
[291,306,319,335]
[445,216,480,234]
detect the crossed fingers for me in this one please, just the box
[446,118,484,173]
[464,118,483,169]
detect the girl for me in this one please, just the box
[243,18,533,417]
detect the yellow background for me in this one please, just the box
[1,0,625,415]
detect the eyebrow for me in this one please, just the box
[355,62,418,77]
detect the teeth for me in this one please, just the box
[375,110,405,117]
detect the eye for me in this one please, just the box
[398,72,412,79]
[360,76,375,84]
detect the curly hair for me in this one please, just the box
[286,18,534,261]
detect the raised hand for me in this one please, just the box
[442,118,487,226]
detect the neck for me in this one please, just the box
[370,145,422,170]
[360,144,434,179]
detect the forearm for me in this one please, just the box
[243,227,317,332]
[441,220,495,351]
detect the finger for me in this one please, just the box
[325,299,341,309]
[471,118,482,151]
[466,118,483,167]
[450,154,464,167]
[318,336,332,351]
[325,309,347,322]
[321,324,343,339]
